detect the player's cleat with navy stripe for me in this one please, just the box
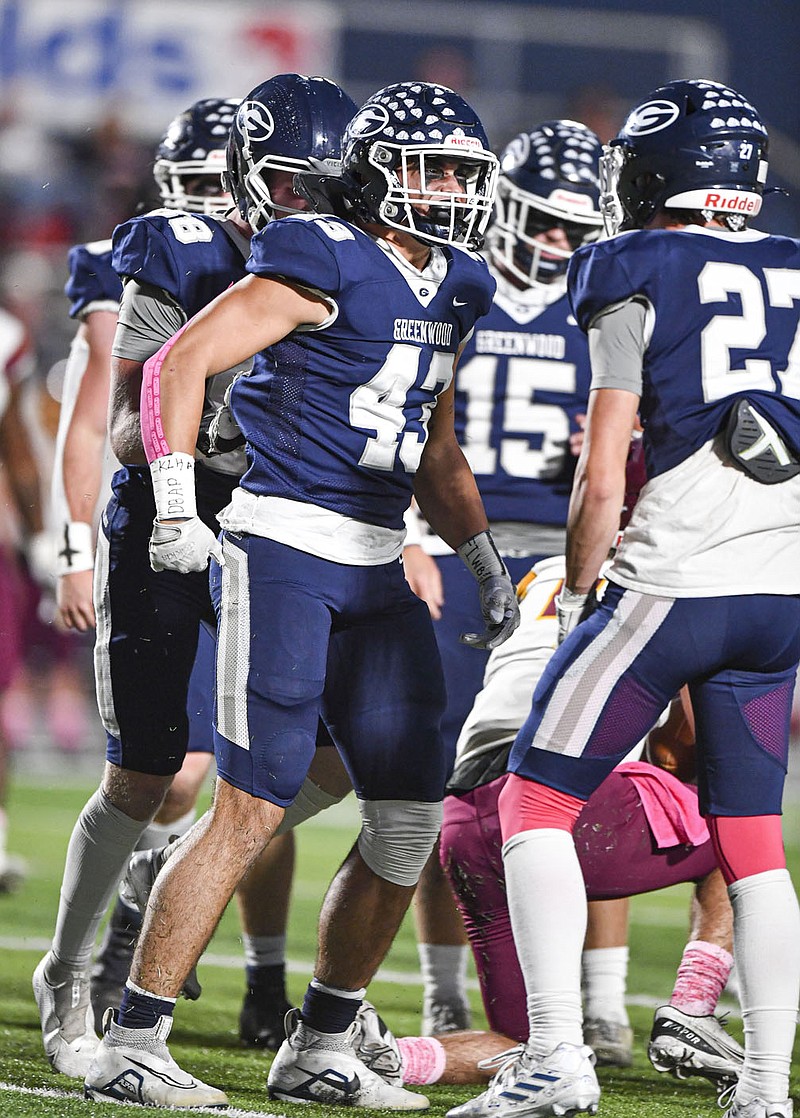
[33,952,99,1078]
[83,1011,228,1108]
[268,1008,429,1108]
[446,1041,600,1118]
[648,1005,744,1088]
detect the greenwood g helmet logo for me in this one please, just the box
[625,99,681,136]
[348,104,391,138]
[238,102,275,141]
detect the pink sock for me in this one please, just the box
[670,940,733,1016]
[397,1036,447,1085]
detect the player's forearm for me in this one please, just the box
[62,422,106,525]
[413,442,488,550]
[564,472,623,594]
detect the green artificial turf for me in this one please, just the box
[1,778,798,1117]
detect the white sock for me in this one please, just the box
[503,829,585,1056]
[50,789,151,973]
[582,947,630,1026]
[242,933,286,969]
[418,943,469,1006]
[729,868,800,1104]
[136,807,196,852]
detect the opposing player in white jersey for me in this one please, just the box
[449,80,800,1118]
[404,121,603,1035]
[86,81,519,1110]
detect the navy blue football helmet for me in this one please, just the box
[225,73,357,231]
[488,120,603,285]
[153,98,239,214]
[339,82,499,250]
[600,79,769,235]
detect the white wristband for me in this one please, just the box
[54,522,94,577]
[150,453,197,521]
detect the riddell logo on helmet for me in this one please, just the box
[444,134,484,150]
[704,191,759,212]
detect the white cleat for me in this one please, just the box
[722,1098,793,1118]
[446,1042,600,1118]
[648,1005,744,1088]
[354,1000,404,1085]
[33,952,99,1078]
[84,1012,228,1108]
[268,1008,428,1109]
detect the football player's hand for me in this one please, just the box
[57,569,96,631]
[460,573,520,650]
[149,517,224,574]
[403,544,444,619]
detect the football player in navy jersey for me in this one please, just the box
[47,98,307,1045]
[448,80,800,1118]
[402,121,604,1037]
[87,81,519,1110]
[36,99,240,1078]
[35,80,357,1084]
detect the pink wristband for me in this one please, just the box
[140,322,190,463]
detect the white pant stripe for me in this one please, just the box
[92,525,120,740]
[216,538,250,749]
[536,591,673,757]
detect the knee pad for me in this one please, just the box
[357,799,443,886]
[276,777,347,835]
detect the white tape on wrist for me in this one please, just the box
[55,521,94,577]
[149,453,197,521]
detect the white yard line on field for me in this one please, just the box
[0,1080,287,1117]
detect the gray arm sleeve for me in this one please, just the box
[586,298,649,395]
[111,280,187,362]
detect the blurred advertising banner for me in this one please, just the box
[0,0,341,135]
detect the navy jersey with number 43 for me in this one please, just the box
[569,226,800,478]
[231,213,495,530]
[454,284,591,525]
